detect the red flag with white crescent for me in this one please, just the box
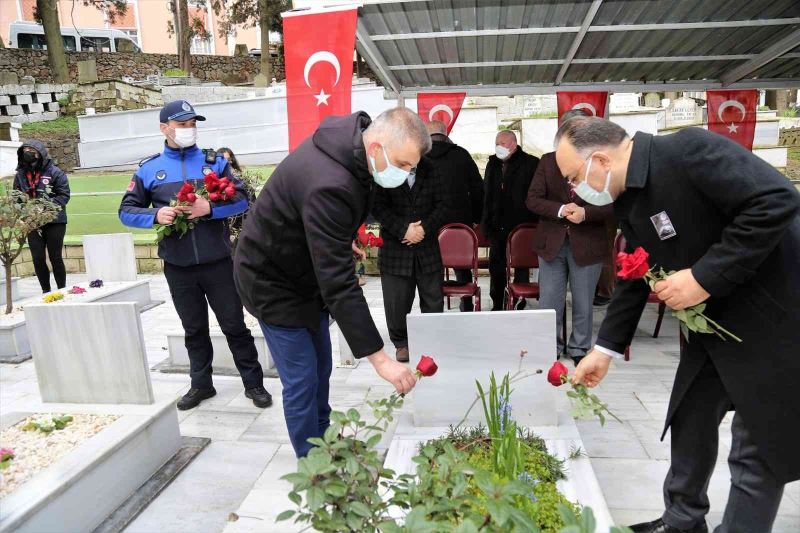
[416,92,467,135]
[556,92,609,124]
[706,90,757,151]
[282,6,357,151]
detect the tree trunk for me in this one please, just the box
[174,0,192,75]
[259,0,272,80]
[4,262,12,315]
[37,0,69,83]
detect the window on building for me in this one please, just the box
[63,36,77,51]
[80,36,112,53]
[190,35,212,55]
[114,37,141,52]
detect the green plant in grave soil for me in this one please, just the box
[21,415,74,434]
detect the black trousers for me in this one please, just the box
[489,231,529,310]
[381,265,443,349]
[663,355,784,532]
[164,256,263,390]
[27,223,67,293]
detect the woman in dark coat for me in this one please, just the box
[13,140,70,293]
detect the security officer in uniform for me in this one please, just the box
[119,100,272,411]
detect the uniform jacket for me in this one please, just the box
[427,135,484,225]
[233,112,383,360]
[526,152,613,266]
[597,128,800,483]
[372,156,449,277]
[13,140,70,225]
[118,143,248,267]
[482,148,539,235]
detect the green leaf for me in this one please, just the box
[581,506,597,533]
[366,433,382,449]
[275,510,295,522]
[325,481,347,498]
[349,501,372,517]
[287,491,302,505]
[347,408,360,422]
[306,486,325,511]
[486,500,510,526]
[695,315,708,331]
[454,520,480,533]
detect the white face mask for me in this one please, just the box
[495,145,511,160]
[172,127,197,148]
[574,155,614,206]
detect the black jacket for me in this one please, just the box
[598,128,800,483]
[14,140,70,225]
[119,144,248,267]
[372,156,449,277]
[427,134,484,225]
[482,148,539,234]
[234,112,383,359]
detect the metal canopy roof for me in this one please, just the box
[298,0,800,97]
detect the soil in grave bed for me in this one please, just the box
[422,425,581,532]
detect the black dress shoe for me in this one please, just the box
[629,518,708,533]
[177,387,217,411]
[245,386,273,408]
[593,295,611,306]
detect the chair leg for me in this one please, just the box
[447,296,451,310]
[505,289,513,311]
[475,288,481,312]
[624,345,631,361]
[653,302,666,338]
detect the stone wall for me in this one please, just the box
[0,49,266,84]
[0,83,76,124]
[65,80,164,114]
[162,85,271,104]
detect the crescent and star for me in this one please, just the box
[717,100,747,134]
[428,104,454,125]
[303,51,341,106]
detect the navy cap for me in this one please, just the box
[159,100,206,123]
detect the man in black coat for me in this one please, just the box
[372,156,449,362]
[234,108,426,457]
[561,117,800,533]
[426,120,484,312]
[482,130,539,310]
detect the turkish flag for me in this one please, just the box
[416,92,467,135]
[707,90,757,151]
[282,7,357,151]
[556,92,609,124]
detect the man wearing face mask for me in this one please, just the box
[526,109,614,365]
[372,154,449,362]
[234,108,425,458]
[119,100,272,412]
[482,130,539,310]
[558,116,800,533]
[13,140,71,294]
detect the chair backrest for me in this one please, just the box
[474,224,491,248]
[506,223,539,269]
[438,223,478,270]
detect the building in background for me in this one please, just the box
[0,0,272,56]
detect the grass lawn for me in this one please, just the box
[20,116,79,136]
[60,166,275,242]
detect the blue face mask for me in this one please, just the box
[574,155,614,206]
[369,144,410,188]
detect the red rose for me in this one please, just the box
[225,186,235,198]
[416,355,438,377]
[180,182,194,194]
[187,193,197,203]
[204,172,218,182]
[357,232,370,247]
[617,246,650,280]
[176,192,187,202]
[547,361,569,387]
[219,178,230,188]
[209,192,220,202]
[373,236,384,248]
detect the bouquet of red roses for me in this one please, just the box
[155,182,197,243]
[617,247,741,342]
[202,172,236,202]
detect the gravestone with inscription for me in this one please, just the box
[644,92,662,108]
[666,97,699,126]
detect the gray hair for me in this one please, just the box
[496,130,517,143]
[426,120,447,135]
[364,107,431,156]
[554,116,628,156]
[560,108,590,125]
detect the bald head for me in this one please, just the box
[426,120,447,135]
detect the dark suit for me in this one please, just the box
[597,128,800,530]
[526,152,613,356]
[482,148,539,309]
[372,157,448,348]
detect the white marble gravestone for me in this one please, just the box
[666,97,699,126]
[408,310,558,427]
[83,233,138,282]
[25,302,154,404]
